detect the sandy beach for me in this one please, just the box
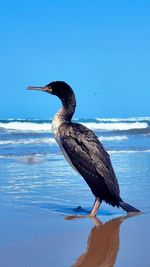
[0,205,149,267]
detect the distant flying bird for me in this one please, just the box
[27,81,140,216]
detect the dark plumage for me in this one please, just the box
[58,122,119,205]
[27,81,140,216]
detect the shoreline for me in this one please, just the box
[0,205,149,267]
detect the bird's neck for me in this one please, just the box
[52,94,76,135]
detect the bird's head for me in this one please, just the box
[27,81,75,102]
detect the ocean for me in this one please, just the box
[0,117,150,215]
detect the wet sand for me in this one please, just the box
[0,205,149,267]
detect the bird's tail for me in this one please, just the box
[119,201,140,213]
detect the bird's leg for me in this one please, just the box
[65,198,101,220]
[88,197,101,217]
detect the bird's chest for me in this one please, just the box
[55,134,80,175]
[52,114,80,174]
[52,113,64,135]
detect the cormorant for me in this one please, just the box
[27,81,140,216]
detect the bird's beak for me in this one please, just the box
[26,85,52,93]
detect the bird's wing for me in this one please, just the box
[57,122,120,198]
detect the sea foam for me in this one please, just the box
[0,135,128,146]
[96,117,150,122]
[0,120,149,132]
[0,137,56,145]
[109,149,150,154]
[99,135,128,141]
[0,122,52,132]
[83,122,148,131]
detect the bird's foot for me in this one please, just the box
[73,206,82,212]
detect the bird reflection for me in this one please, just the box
[67,214,133,267]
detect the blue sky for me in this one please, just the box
[0,0,150,119]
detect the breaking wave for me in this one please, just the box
[109,149,150,154]
[83,122,148,131]
[99,135,128,141]
[0,119,149,133]
[96,117,150,122]
[0,122,52,132]
[0,137,56,145]
[0,135,128,146]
